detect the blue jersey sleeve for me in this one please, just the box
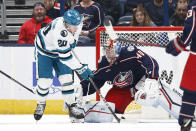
[180,1,196,51]
[136,49,159,79]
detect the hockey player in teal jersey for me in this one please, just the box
[34,9,93,122]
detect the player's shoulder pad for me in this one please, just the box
[126,46,136,52]
[120,46,137,54]
[52,17,64,28]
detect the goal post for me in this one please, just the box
[95,26,189,117]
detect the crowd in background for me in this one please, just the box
[18,0,190,44]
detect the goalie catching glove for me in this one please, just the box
[75,64,94,80]
[135,78,160,107]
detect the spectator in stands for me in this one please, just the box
[74,0,104,43]
[95,0,120,25]
[169,1,188,26]
[130,5,156,26]
[44,0,79,19]
[119,0,153,17]
[18,2,52,44]
[144,0,175,26]
[177,0,188,6]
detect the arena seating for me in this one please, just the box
[0,0,42,43]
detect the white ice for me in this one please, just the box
[0,114,195,131]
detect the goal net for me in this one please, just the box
[95,26,189,120]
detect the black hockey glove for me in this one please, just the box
[166,37,182,56]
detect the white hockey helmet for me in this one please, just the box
[103,39,121,64]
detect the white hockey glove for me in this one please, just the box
[135,78,160,107]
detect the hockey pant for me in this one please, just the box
[36,52,78,105]
[105,86,135,114]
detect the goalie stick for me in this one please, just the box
[0,70,35,94]
[104,18,167,48]
[71,49,121,123]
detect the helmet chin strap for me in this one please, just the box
[109,57,115,66]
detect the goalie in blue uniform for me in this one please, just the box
[74,39,185,123]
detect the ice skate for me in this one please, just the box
[67,103,85,120]
[181,118,192,131]
[70,117,84,123]
[34,102,46,121]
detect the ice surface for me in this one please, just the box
[0,114,194,131]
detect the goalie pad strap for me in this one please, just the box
[159,88,172,110]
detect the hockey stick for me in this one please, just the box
[104,18,167,48]
[88,77,121,123]
[71,49,121,123]
[0,70,35,94]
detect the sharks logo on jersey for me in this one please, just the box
[60,30,68,37]
[113,70,133,88]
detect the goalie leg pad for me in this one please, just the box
[157,82,183,119]
[84,101,115,123]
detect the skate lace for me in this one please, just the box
[35,104,45,114]
[70,104,83,115]
[70,104,84,115]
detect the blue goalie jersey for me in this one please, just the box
[81,46,159,96]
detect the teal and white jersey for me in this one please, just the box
[34,17,83,69]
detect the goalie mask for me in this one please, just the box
[103,39,121,65]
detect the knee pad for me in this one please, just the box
[37,78,53,96]
[58,74,73,86]
[59,74,74,94]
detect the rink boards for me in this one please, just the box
[0,46,189,114]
